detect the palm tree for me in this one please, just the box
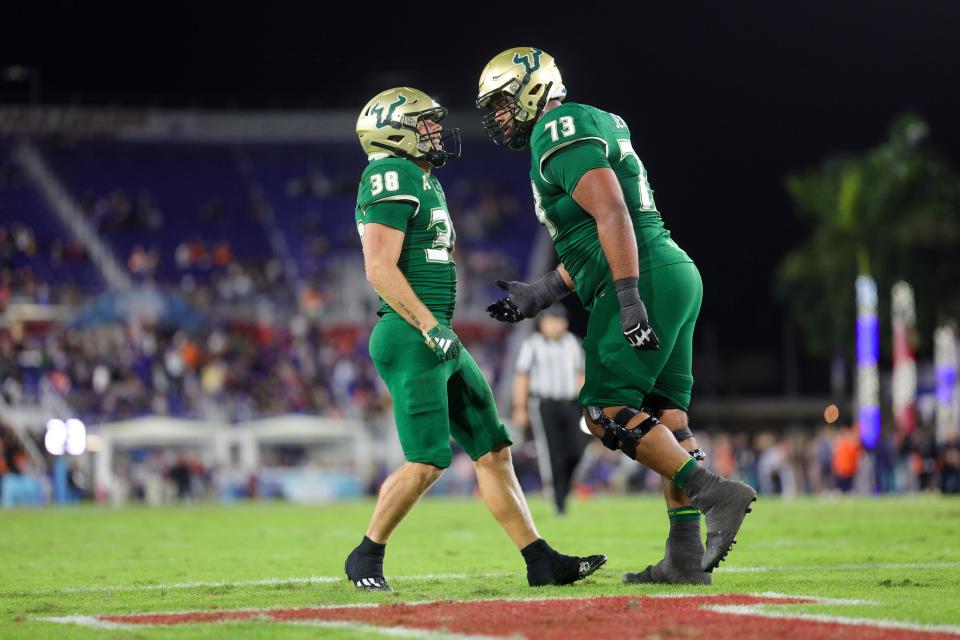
[778,114,960,363]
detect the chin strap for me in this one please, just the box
[534,81,554,120]
[424,150,446,167]
[509,81,554,151]
[370,141,414,161]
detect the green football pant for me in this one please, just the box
[580,261,703,412]
[369,314,512,468]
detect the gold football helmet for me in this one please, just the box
[476,47,566,150]
[356,87,461,167]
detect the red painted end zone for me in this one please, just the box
[100,594,958,639]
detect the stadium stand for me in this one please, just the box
[2,108,957,506]
[1,146,101,304]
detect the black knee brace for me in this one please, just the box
[672,426,706,462]
[586,405,659,460]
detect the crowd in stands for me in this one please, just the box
[1,321,383,422]
[1,154,96,306]
[1,216,296,318]
[0,199,520,320]
[0,419,29,479]
[0,418,45,507]
[114,450,213,504]
[0,220,93,308]
[561,424,960,497]
[6,411,959,508]
[4,139,960,507]
[482,421,951,502]
[99,422,960,506]
[1,305,509,426]
[78,185,292,309]
[1,172,517,423]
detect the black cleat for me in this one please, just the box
[528,553,607,587]
[577,555,608,581]
[351,576,392,592]
[344,547,392,592]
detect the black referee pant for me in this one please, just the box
[528,397,590,514]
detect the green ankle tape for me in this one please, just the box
[672,458,697,489]
[667,507,701,522]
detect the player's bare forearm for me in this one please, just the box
[572,168,639,281]
[512,372,530,414]
[368,265,437,334]
[596,212,640,281]
[511,371,530,428]
[363,222,438,334]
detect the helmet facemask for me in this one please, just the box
[415,108,461,168]
[478,79,554,151]
[370,107,461,168]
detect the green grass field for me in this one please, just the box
[2,495,959,639]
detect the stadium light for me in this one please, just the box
[44,419,67,456]
[823,404,840,424]
[934,324,959,443]
[891,282,917,436]
[855,275,880,449]
[66,419,87,455]
[85,433,102,453]
[44,418,87,456]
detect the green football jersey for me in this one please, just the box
[529,102,692,310]
[355,157,457,320]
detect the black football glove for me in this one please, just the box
[486,271,570,324]
[615,277,660,351]
[486,296,525,323]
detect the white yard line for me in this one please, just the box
[707,604,960,636]
[11,561,957,596]
[40,615,130,630]
[644,591,875,605]
[40,592,960,635]
[751,591,876,605]
[15,572,511,596]
[722,561,960,573]
[291,621,516,639]
[59,575,341,593]
[48,615,516,638]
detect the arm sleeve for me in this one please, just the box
[364,200,417,232]
[542,139,611,194]
[515,338,535,374]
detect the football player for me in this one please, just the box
[477,49,756,583]
[346,87,606,592]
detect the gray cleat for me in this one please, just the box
[686,471,757,572]
[622,537,712,585]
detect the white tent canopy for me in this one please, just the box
[93,414,370,500]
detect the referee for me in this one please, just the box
[512,304,589,514]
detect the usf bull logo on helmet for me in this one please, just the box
[476,47,567,150]
[357,87,461,168]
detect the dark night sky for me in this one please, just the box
[4,2,960,394]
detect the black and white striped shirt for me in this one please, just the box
[515,332,584,400]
